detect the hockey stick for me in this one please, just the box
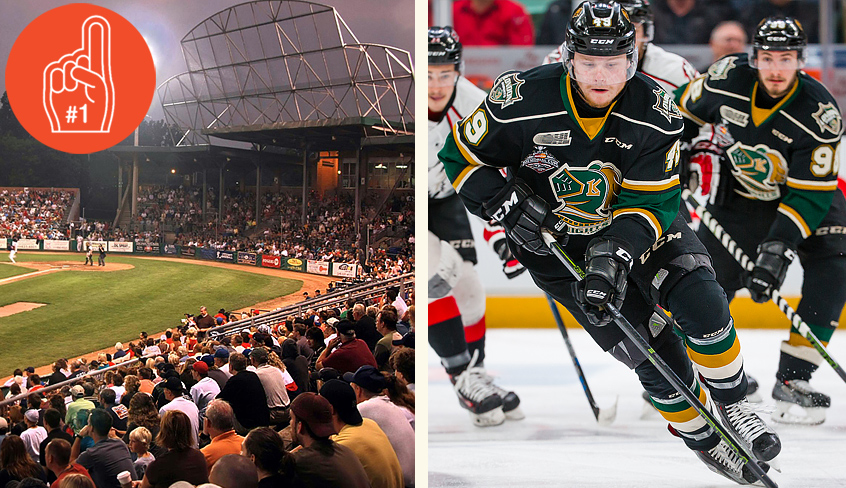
[683,190,846,383]
[545,293,618,425]
[541,230,776,488]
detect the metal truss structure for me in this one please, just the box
[158,0,414,146]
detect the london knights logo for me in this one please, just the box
[548,161,621,235]
[725,142,787,201]
[488,73,524,108]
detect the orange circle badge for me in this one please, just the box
[6,4,156,154]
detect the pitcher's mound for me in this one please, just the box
[0,302,46,318]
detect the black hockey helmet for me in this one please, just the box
[751,16,807,68]
[620,0,653,42]
[564,1,638,82]
[428,26,462,68]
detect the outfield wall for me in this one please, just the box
[0,239,358,279]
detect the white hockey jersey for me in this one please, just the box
[542,43,698,94]
[429,76,487,199]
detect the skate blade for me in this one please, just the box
[597,396,618,426]
[471,407,506,427]
[771,401,826,426]
[504,406,525,421]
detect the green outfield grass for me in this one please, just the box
[0,254,303,374]
[0,263,36,280]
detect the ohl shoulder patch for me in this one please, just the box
[521,145,561,173]
[708,56,737,81]
[488,72,525,108]
[812,102,842,135]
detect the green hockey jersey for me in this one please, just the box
[677,53,844,247]
[438,63,684,258]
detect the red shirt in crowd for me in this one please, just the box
[453,0,535,46]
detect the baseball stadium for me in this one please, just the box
[0,2,415,487]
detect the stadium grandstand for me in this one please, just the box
[0,1,413,487]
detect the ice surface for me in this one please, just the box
[429,328,846,487]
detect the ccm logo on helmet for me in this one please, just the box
[590,39,614,44]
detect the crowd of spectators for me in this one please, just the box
[433,0,830,48]
[0,294,416,488]
[0,189,76,240]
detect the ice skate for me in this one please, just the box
[772,379,830,425]
[716,397,781,462]
[482,371,524,420]
[695,438,770,485]
[450,351,506,427]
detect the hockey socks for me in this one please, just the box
[465,316,486,366]
[649,379,717,450]
[429,296,471,375]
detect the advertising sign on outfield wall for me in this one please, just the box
[136,242,160,254]
[181,247,195,257]
[163,245,177,255]
[0,240,6,249]
[86,240,108,251]
[17,239,40,250]
[238,252,257,265]
[307,260,330,275]
[283,257,306,272]
[331,262,357,278]
[215,250,235,262]
[196,249,216,260]
[261,254,281,269]
[108,242,134,253]
[44,240,70,251]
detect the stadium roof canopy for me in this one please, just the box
[157,0,414,149]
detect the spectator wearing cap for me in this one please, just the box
[280,339,309,400]
[389,348,415,392]
[352,304,381,351]
[319,380,403,488]
[38,409,72,477]
[0,435,48,486]
[241,427,292,488]
[158,376,200,448]
[216,353,269,434]
[214,309,228,324]
[20,410,48,463]
[200,400,244,470]
[250,348,291,427]
[374,310,401,372]
[315,320,377,375]
[99,389,128,438]
[209,453,258,488]
[71,409,137,488]
[64,386,95,436]
[453,0,535,46]
[44,438,91,487]
[139,410,208,488]
[288,393,370,488]
[347,365,415,486]
[189,361,220,414]
[213,348,232,379]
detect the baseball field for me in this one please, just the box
[0,252,325,376]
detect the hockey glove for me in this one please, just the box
[484,221,527,279]
[483,178,567,256]
[573,237,634,326]
[746,240,796,303]
[688,140,723,197]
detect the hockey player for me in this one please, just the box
[542,0,698,95]
[676,16,846,425]
[428,26,524,427]
[439,2,780,483]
